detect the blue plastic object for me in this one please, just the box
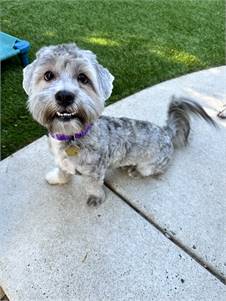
[0,32,30,66]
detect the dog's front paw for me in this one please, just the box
[45,168,71,185]
[87,195,105,207]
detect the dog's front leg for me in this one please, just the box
[45,167,72,185]
[46,136,75,184]
[85,176,106,207]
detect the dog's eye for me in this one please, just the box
[44,71,55,81]
[78,73,89,85]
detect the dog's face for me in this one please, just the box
[23,44,114,134]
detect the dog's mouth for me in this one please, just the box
[54,110,86,123]
[55,111,77,121]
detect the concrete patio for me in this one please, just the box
[0,66,226,301]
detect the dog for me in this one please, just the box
[23,43,216,206]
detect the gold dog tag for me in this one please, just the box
[65,145,80,156]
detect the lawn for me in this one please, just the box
[1,0,224,159]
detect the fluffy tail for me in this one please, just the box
[165,96,217,148]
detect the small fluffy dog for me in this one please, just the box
[23,43,215,206]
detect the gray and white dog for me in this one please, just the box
[23,43,215,206]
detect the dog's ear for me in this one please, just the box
[95,63,114,101]
[23,61,36,95]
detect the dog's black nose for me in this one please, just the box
[55,90,75,107]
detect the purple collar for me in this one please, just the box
[50,124,93,142]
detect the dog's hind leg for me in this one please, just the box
[128,159,170,178]
[127,164,158,178]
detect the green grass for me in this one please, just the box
[1,0,224,159]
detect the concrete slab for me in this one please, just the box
[104,66,226,279]
[1,137,226,300]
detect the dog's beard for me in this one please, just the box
[28,91,103,135]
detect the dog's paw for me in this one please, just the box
[45,168,70,185]
[127,166,141,178]
[87,195,105,207]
